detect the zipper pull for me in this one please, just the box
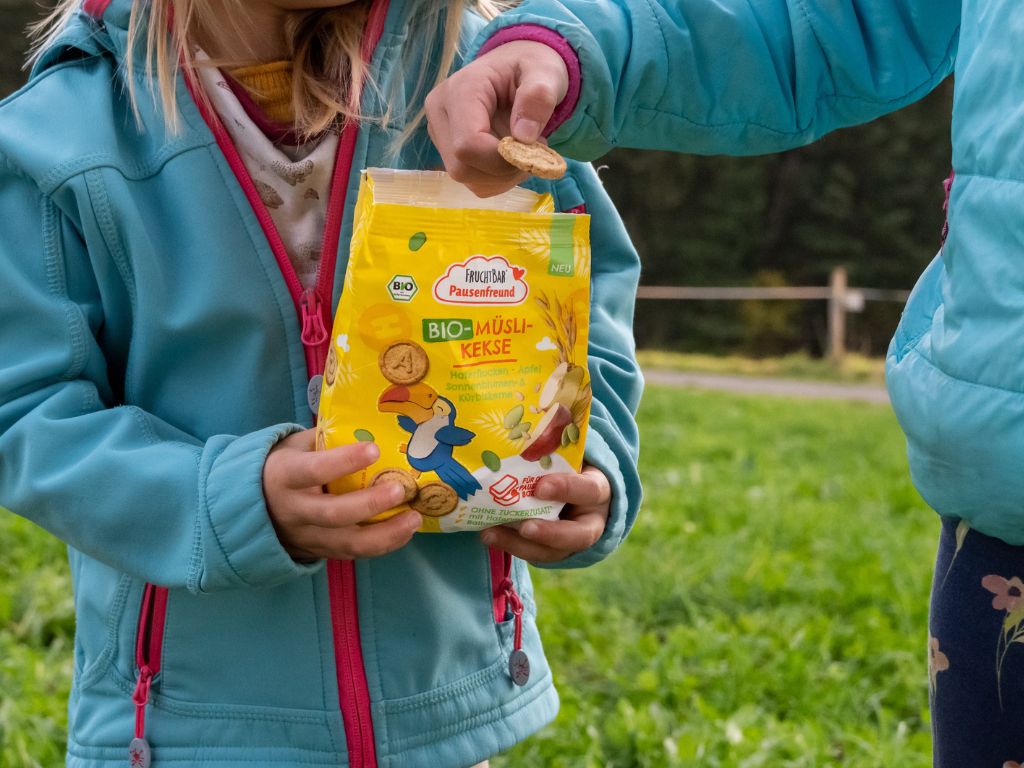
[129,666,153,768]
[502,580,530,686]
[300,289,330,349]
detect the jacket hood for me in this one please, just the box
[31,0,134,77]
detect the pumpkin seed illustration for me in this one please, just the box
[503,404,524,430]
[353,429,375,442]
[408,231,427,251]
[482,451,501,472]
[509,421,532,440]
[539,455,553,469]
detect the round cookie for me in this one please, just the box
[370,468,419,505]
[497,137,567,180]
[411,482,459,517]
[378,341,429,385]
[325,345,338,387]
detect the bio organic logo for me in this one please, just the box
[387,275,418,302]
[433,255,528,306]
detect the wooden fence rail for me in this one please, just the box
[636,267,911,363]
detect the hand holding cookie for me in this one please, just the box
[264,429,422,561]
[425,40,569,197]
[479,464,611,563]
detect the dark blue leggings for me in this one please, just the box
[931,517,1024,767]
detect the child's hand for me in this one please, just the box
[480,464,610,563]
[263,429,421,561]
[425,41,568,197]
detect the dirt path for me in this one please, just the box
[643,368,890,404]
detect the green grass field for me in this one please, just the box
[0,385,937,767]
[636,351,887,385]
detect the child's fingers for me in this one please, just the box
[425,87,506,175]
[281,441,380,489]
[299,482,408,528]
[510,70,563,145]
[481,509,607,562]
[447,116,517,178]
[442,121,529,196]
[515,509,606,552]
[533,466,611,507]
[425,72,529,196]
[319,510,422,560]
[480,525,566,563]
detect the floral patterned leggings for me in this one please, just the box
[930,517,1024,767]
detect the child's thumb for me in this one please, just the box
[510,73,563,144]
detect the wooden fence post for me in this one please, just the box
[828,266,848,365]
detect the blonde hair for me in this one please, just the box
[29,0,505,141]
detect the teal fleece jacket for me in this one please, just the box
[0,1,644,765]
[473,1,1024,546]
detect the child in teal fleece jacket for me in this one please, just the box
[0,0,644,765]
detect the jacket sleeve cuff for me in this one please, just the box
[198,423,324,591]
[534,423,639,570]
[476,23,582,137]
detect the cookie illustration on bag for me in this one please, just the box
[411,482,460,517]
[369,468,419,504]
[378,341,429,385]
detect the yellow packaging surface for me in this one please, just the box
[317,169,592,532]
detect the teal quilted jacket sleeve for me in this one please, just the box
[470,0,960,159]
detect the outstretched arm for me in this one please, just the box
[428,0,960,193]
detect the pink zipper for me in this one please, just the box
[328,561,377,766]
[129,584,167,766]
[489,548,529,686]
[489,547,508,622]
[182,2,391,765]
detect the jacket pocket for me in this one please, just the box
[128,583,167,755]
[73,563,133,690]
[489,547,530,687]
[152,579,329,710]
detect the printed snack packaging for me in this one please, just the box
[316,169,592,532]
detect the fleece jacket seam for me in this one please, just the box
[896,344,1024,398]
[75,573,133,690]
[106,669,333,724]
[197,439,248,589]
[67,742,339,764]
[383,669,554,752]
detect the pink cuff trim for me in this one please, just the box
[477,24,582,137]
[82,0,113,17]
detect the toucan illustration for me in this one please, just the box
[377,382,483,500]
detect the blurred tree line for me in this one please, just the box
[0,0,952,357]
[601,83,952,357]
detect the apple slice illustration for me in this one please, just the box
[538,363,586,412]
[521,404,573,462]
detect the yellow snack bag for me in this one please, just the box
[317,169,592,532]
